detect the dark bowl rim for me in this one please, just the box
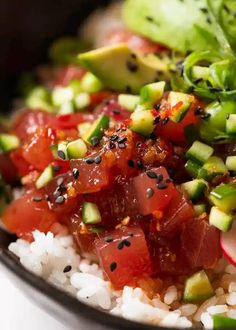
[0,234,202,330]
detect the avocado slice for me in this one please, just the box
[122,0,219,54]
[79,43,171,93]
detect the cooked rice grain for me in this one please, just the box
[8,231,236,329]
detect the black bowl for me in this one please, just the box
[0,1,204,329]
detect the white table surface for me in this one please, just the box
[0,271,69,330]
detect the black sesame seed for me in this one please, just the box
[112,108,120,115]
[146,15,154,22]
[110,134,118,141]
[206,16,212,24]
[125,85,132,93]
[117,241,124,250]
[72,168,79,179]
[157,182,167,190]
[127,159,135,168]
[63,265,72,273]
[156,174,164,183]
[32,196,42,202]
[187,86,194,93]
[193,78,203,84]
[154,103,161,111]
[118,143,126,149]
[126,60,138,73]
[117,137,127,144]
[58,150,66,160]
[162,117,169,125]
[94,155,102,164]
[200,7,208,14]
[55,195,65,204]
[153,116,161,125]
[149,132,157,140]
[91,136,100,147]
[136,160,143,170]
[123,239,131,247]
[58,185,67,194]
[226,113,230,120]
[52,165,61,172]
[146,171,157,179]
[128,232,134,237]
[131,53,137,59]
[85,157,95,164]
[109,141,116,149]
[105,236,113,243]
[194,106,204,116]
[110,262,117,272]
[146,188,154,198]
[200,113,211,120]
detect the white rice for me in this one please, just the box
[8,230,236,329]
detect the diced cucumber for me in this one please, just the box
[226,156,236,171]
[118,94,140,112]
[181,179,207,202]
[213,315,236,330]
[52,86,74,107]
[198,156,228,181]
[78,122,92,138]
[0,134,20,153]
[226,114,236,134]
[140,81,165,108]
[66,138,87,159]
[183,270,214,303]
[191,66,210,81]
[74,92,91,110]
[210,183,236,213]
[130,110,154,137]
[185,160,201,179]
[168,92,193,123]
[194,204,206,216]
[36,165,54,189]
[82,202,102,224]
[80,72,103,93]
[58,101,75,115]
[26,86,53,113]
[186,140,214,164]
[209,206,233,232]
[83,115,109,144]
[57,142,68,160]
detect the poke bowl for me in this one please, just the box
[1,1,236,330]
